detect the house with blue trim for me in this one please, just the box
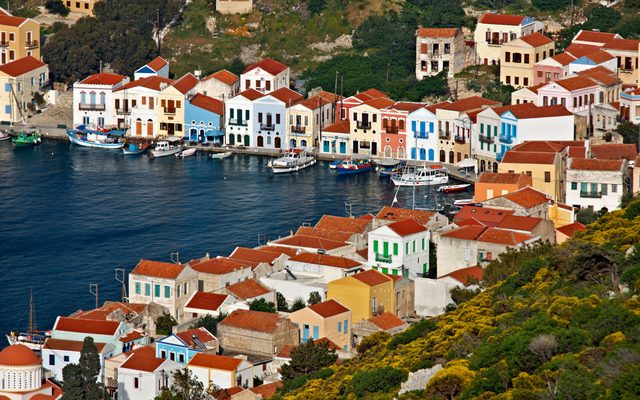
[621,87,640,124]
[185,93,225,144]
[406,105,438,162]
[156,327,219,366]
[134,56,169,80]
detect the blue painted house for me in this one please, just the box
[185,93,225,144]
[156,327,218,366]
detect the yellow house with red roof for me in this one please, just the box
[500,32,555,88]
[327,269,394,323]
[0,56,48,123]
[63,0,100,16]
[286,90,340,149]
[289,299,352,352]
[157,73,199,138]
[0,9,40,65]
[349,97,396,157]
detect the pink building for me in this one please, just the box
[537,75,600,116]
[533,52,575,85]
[380,102,425,159]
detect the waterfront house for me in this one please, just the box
[352,312,409,348]
[601,38,640,86]
[228,246,293,278]
[0,344,63,400]
[117,346,181,400]
[286,90,339,149]
[225,89,263,147]
[473,13,544,65]
[320,120,351,157]
[368,219,430,279]
[565,158,628,212]
[112,76,174,137]
[217,310,299,357]
[349,97,395,157]
[128,259,198,322]
[336,88,387,121]
[473,172,532,202]
[533,53,576,85]
[415,27,465,79]
[0,10,40,65]
[183,291,239,319]
[217,278,275,304]
[156,327,218,365]
[184,93,224,144]
[327,269,394,323]
[289,299,352,352]
[253,87,303,149]
[188,353,254,390]
[405,104,438,162]
[537,75,600,116]
[380,102,422,159]
[72,72,129,128]
[498,150,563,201]
[157,73,199,137]
[0,56,49,124]
[197,69,240,101]
[240,58,289,94]
[133,56,169,80]
[620,87,640,124]
[187,257,253,292]
[500,32,555,88]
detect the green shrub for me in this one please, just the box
[387,319,437,350]
[348,367,408,397]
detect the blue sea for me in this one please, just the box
[0,140,471,339]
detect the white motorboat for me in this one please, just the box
[67,126,125,149]
[268,148,316,174]
[210,151,233,159]
[176,148,196,158]
[0,131,11,141]
[392,165,449,187]
[453,198,475,206]
[150,136,182,158]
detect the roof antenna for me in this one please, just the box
[171,252,180,264]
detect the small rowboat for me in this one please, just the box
[210,151,233,159]
[336,159,372,175]
[177,148,197,158]
[437,184,470,193]
[122,143,149,155]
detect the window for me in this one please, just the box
[523,78,528,86]
[505,52,511,62]
[184,282,188,295]
[161,350,166,359]
[405,242,409,254]
[169,352,175,361]
[154,284,160,298]
[537,71,543,78]
[524,54,530,64]
[514,77,519,85]
[179,354,185,363]
[49,355,55,366]
[373,240,378,254]
[177,285,181,298]
[612,184,617,193]
[344,319,348,333]
[64,355,69,362]
[313,326,319,339]
[571,182,577,190]
[164,285,170,298]
[393,243,398,255]
[135,282,141,295]
[412,240,416,252]
[4,104,8,115]
[338,321,342,333]
[544,171,551,183]
[144,283,151,296]
[463,248,471,261]
[134,377,139,389]
[422,237,425,250]
[601,184,608,196]
[506,76,511,84]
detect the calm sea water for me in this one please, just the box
[0,140,471,338]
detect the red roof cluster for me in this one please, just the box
[55,317,121,335]
[296,226,353,242]
[188,353,242,371]
[146,56,168,72]
[224,279,272,300]
[115,76,174,92]
[590,144,637,161]
[573,30,620,44]
[454,206,514,226]
[557,222,587,238]
[189,257,249,274]
[442,265,484,285]
[323,120,350,134]
[441,225,533,246]
[569,158,623,171]
[0,56,46,77]
[268,87,304,106]
[368,312,406,330]
[501,151,558,165]
[375,206,435,225]
[272,235,346,250]
[171,73,199,94]
[519,32,553,47]
[205,69,239,85]
[552,76,598,91]
[190,93,224,115]
[80,72,127,86]
[440,96,500,112]
[0,344,41,366]
[501,187,551,208]
[120,347,165,372]
[131,259,185,279]
[229,247,283,264]
[477,172,530,185]
[288,252,361,269]
[219,309,284,333]
[175,327,216,347]
[316,215,370,234]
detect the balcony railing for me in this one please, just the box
[454,134,466,144]
[580,191,602,198]
[479,135,494,144]
[375,253,392,263]
[79,103,106,111]
[438,130,450,139]
[260,123,275,131]
[385,126,398,134]
[228,118,247,126]
[116,108,130,115]
[25,40,38,49]
[357,121,371,130]
[290,125,306,134]
[414,132,428,139]
[487,39,504,47]
[163,107,176,115]
[498,135,513,144]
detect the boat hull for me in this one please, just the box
[336,165,372,175]
[150,147,182,158]
[271,158,316,174]
[177,148,196,157]
[391,175,449,187]
[67,131,124,149]
[438,184,470,193]
[210,152,232,159]
[122,144,149,155]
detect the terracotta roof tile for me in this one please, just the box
[565,43,602,58]
[55,317,120,335]
[359,88,387,99]
[569,158,623,171]
[375,206,436,225]
[114,76,174,92]
[567,146,587,158]
[576,67,620,86]
[390,102,426,112]
[80,72,127,86]
[479,13,527,26]
[296,226,354,242]
[0,14,26,27]
[225,279,272,300]
[315,215,370,234]
[352,269,391,286]
[119,331,145,343]
[189,257,249,274]
[386,219,428,236]
[551,76,598,91]
[590,144,637,160]
[237,88,264,101]
[0,345,41,366]
[175,327,216,347]
[497,215,542,232]
[441,265,484,285]
[0,56,46,77]
[557,222,587,237]
[507,104,573,119]
[584,50,616,64]
[171,73,198,94]
[188,353,242,371]
[519,32,553,47]
[267,87,303,106]
[440,96,500,112]
[362,97,396,110]
[288,252,361,269]
[454,206,513,226]
[313,337,341,350]
[441,225,487,241]
[205,69,238,85]
[276,344,294,358]
[323,120,350,134]
[256,246,298,257]
[219,309,283,333]
[146,56,168,72]
[502,187,550,208]
[478,172,530,185]
[250,382,283,399]
[131,259,185,279]
[425,101,452,113]
[185,292,229,311]
[242,58,288,75]
[603,38,640,52]
[511,140,582,153]
[120,350,165,372]
[229,247,282,264]
[43,338,107,353]
[574,30,620,44]
[190,93,224,115]
[308,299,349,318]
[367,312,406,330]
[477,227,533,245]
[501,151,558,165]
[418,27,458,38]
[550,52,577,66]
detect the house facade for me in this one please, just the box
[188,353,254,390]
[184,93,224,144]
[620,87,640,124]
[368,219,430,279]
[197,69,239,101]
[112,76,173,137]
[288,299,352,352]
[474,13,544,65]
[565,158,628,211]
[415,27,465,79]
[349,98,395,157]
[320,120,351,157]
[406,105,438,162]
[155,327,218,366]
[225,89,263,147]
[0,56,48,124]
[286,91,338,149]
[73,72,129,128]
[327,269,394,323]
[253,87,303,149]
[601,38,640,86]
[0,11,40,65]
[240,58,289,94]
[498,150,564,201]
[133,57,169,80]
[533,53,576,85]
[157,73,199,138]
[537,76,600,116]
[117,347,181,400]
[474,172,532,202]
[500,32,555,88]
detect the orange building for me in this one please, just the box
[474,172,532,202]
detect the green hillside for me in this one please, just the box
[274,198,640,399]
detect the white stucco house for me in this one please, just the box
[405,104,438,162]
[196,69,240,101]
[565,158,628,212]
[72,72,129,128]
[473,13,544,65]
[252,87,303,149]
[117,346,181,400]
[240,58,290,94]
[133,56,169,80]
[225,88,263,147]
[368,219,430,279]
[188,353,254,389]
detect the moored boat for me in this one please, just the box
[329,160,343,170]
[453,198,475,206]
[268,148,316,174]
[336,159,372,175]
[375,159,403,177]
[391,165,449,187]
[12,129,41,147]
[210,151,233,159]
[67,125,124,149]
[0,131,11,141]
[437,184,471,193]
[176,148,197,158]
[6,290,48,352]
[122,142,150,155]
[149,136,182,158]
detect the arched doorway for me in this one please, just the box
[135,118,142,135]
[274,137,281,148]
[492,162,498,172]
[419,148,426,160]
[229,134,235,145]
[428,149,435,161]
[289,139,296,148]
[236,134,241,144]
[243,135,250,147]
[190,128,197,141]
[448,151,454,163]
[257,135,264,147]
[146,119,153,137]
[301,140,307,147]
[384,145,392,158]
[439,150,445,162]
[397,146,405,159]
[480,159,486,171]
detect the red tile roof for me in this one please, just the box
[316,215,370,234]
[356,88,388,100]
[268,87,304,105]
[276,344,294,358]
[507,104,573,119]
[43,338,107,353]
[242,58,288,75]
[362,97,396,110]
[497,215,542,232]
[550,52,577,66]
[296,226,354,242]
[486,102,536,116]
[288,252,361,269]
[0,14,26,27]
[584,50,615,64]
[323,120,350,134]
[565,43,602,58]
[440,96,500,112]
[603,38,640,52]
[55,317,120,335]
[185,292,229,311]
[454,206,513,226]
[442,265,484,285]
[171,73,198,94]
[225,279,272,300]
[478,172,530,185]
[352,269,391,286]
[479,13,526,26]
[273,234,347,250]
[390,102,426,112]
[368,312,406,330]
[569,158,623,171]
[526,83,546,94]
[501,151,558,165]
[519,32,553,47]
[257,246,299,257]
[146,56,168,72]
[120,349,165,372]
[576,67,620,86]
[313,337,341,350]
[511,140,583,153]
[250,382,283,399]
[114,76,174,92]
[567,146,586,158]
[375,206,436,225]
[190,93,224,115]
[71,302,147,321]
[386,219,428,237]
[501,187,550,208]
[131,259,185,279]
[80,72,127,85]
[425,101,452,113]
[0,345,41,366]
[552,76,598,91]
[188,353,242,371]
[442,225,486,241]
[229,247,282,264]
[0,56,46,77]
[574,30,620,44]
[477,227,533,245]
[237,88,264,101]
[308,299,349,318]
[590,144,637,160]
[418,27,458,38]
[219,309,284,333]
[557,222,587,237]
[175,327,216,347]
[205,69,239,85]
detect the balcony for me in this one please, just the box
[438,130,450,140]
[25,40,38,49]
[163,107,176,115]
[260,123,275,131]
[454,134,466,144]
[487,39,504,47]
[498,135,513,144]
[580,191,602,198]
[414,132,428,139]
[290,125,306,134]
[385,126,398,134]
[375,253,392,263]
[228,118,248,126]
[116,108,130,115]
[79,103,106,111]
[479,135,494,144]
[357,121,371,130]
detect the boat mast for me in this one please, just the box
[29,288,35,334]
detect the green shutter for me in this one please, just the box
[413,241,416,253]
[381,268,388,274]
[373,240,379,253]
[406,243,409,254]
[392,269,398,275]
[154,284,160,297]
[393,243,398,255]
[422,238,425,250]
[145,283,150,296]
[164,285,170,298]
[423,263,427,275]
[383,241,389,256]
[135,282,141,295]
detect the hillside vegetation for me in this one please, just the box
[274,198,640,399]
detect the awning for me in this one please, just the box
[456,158,477,169]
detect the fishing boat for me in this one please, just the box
[329,160,343,170]
[11,129,41,147]
[122,142,150,155]
[176,148,197,158]
[0,131,11,141]
[268,148,316,174]
[336,159,372,175]
[375,159,403,177]
[6,290,49,351]
[210,151,233,159]
[437,184,471,193]
[67,125,124,149]
[149,136,182,158]
[391,165,449,187]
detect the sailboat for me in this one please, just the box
[6,290,49,351]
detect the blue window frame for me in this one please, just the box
[411,120,416,132]
[4,83,10,92]
[5,105,10,114]
[339,142,346,154]
[49,354,55,365]
[313,325,319,339]
[164,285,170,298]
[428,149,435,161]
[429,122,434,133]
[411,148,416,160]
[323,140,330,152]
[302,324,309,342]
[419,121,426,136]
[338,321,342,333]
[419,148,426,160]
[344,320,348,333]
[135,282,141,295]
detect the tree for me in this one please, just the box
[307,291,322,306]
[426,363,476,399]
[190,313,225,336]
[308,0,326,14]
[529,334,558,363]
[156,312,178,335]
[79,337,103,400]
[155,368,209,400]
[482,79,515,104]
[249,298,276,313]
[532,0,570,11]
[45,0,70,16]
[616,121,640,146]
[584,5,621,32]
[61,364,84,400]
[280,340,338,380]
[276,292,289,312]
[348,367,408,397]
[289,297,306,312]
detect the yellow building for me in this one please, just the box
[498,150,564,202]
[287,91,339,149]
[288,299,351,352]
[0,11,40,65]
[349,98,395,157]
[157,73,198,137]
[64,0,100,16]
[500,32,555,88]
[327,269,394,323]
[0,56,49,124]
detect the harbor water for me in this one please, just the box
[0,140,473,338]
